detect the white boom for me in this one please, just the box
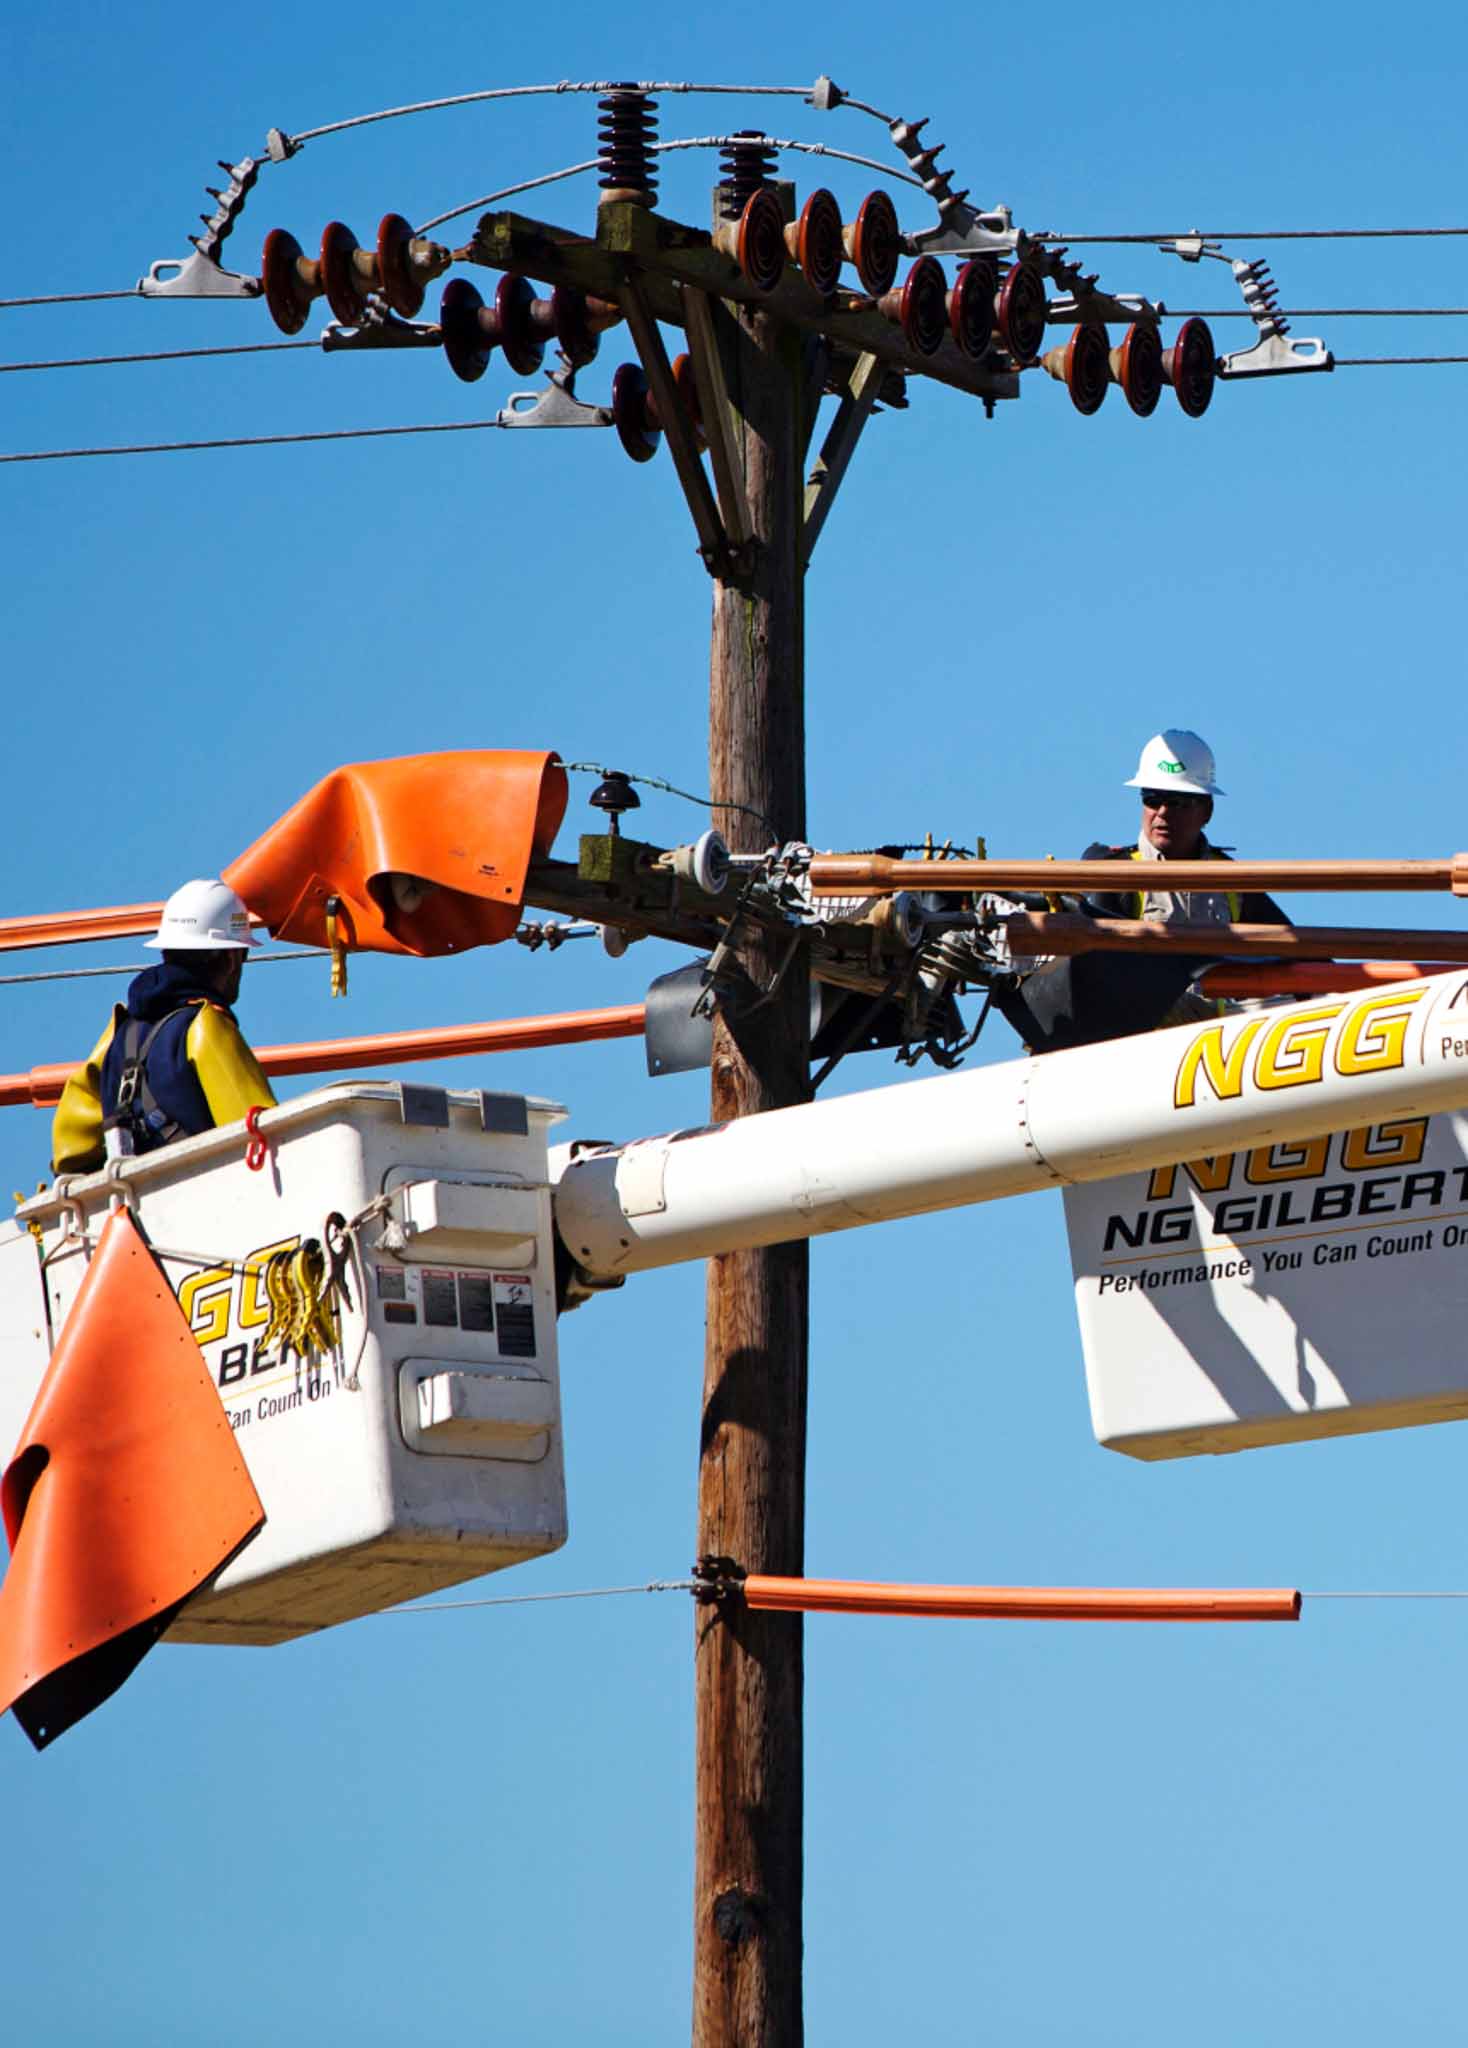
[553,972,1468,1278]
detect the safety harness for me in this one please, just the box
[1121,844,1241,923]
[101,1001,207,1154]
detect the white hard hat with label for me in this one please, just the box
[147,878,261,951]
[1124,729,1225,798]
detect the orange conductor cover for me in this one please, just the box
[0,1211,264,1749]
[224,750,568,956]
[740,1576,1301,1622]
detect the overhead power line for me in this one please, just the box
[1041,226,1468,243]
[0,288,144,310]
[0,338,317,375]
[0,419,505,464]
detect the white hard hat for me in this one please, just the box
[1124,729,1224,798]
[146,878,261,951]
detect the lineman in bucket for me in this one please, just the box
[987,729,1291,1053]
[52,879,276,1174]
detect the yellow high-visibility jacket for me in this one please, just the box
[52,1002,275,1175]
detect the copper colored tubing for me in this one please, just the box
[740,1576,1301,1622]
[0,1003,648,1109]
[809,854,1468,897]
[0,901,170,952]
[1199,960,1459,997]
[1006,914,1468,963]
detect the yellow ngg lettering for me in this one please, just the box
[1254,1003,1346,1091]
[178,1267,233,1347]
[1334,988,1425,1076]
[1173,1015,1268,1110]
[1146,1155,1237,1201]
[1245,1136,1330,1184]
[1341,1117,1429,1171]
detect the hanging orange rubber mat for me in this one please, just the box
[0,1211,264,1750]
[224,750,568,956]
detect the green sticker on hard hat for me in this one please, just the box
[1159,759,1183,773]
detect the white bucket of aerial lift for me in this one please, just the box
[0,1081,568,1645]
[1065,1103,1468,1460]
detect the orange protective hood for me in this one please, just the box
[223,750,567,957]
[0,1211,264,1750]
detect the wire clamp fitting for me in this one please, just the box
[692,1556,747,1604]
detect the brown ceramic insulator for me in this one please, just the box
[844,190,900,296]
[495,273,544,375]
[670,352,707,453]
[597,87,658,206]
[948,256,996,359]
[319,221,377,326]
[550,286,613,366]
[439,277,497,382]
[879,256,948,356]
[1109,320,1163,416]
[1163,315,1217,417]
[784,187,843,295]
[994,261,1047,360]
[611,362,660,462]
[1047,322,1111,414]
[717,130,781,220]
[260,227,320,335]
[732,186,786,293]
[376,213,451,319]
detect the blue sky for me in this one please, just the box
[6,4,1468,2042]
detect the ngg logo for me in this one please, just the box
[1174,987,1426,1111]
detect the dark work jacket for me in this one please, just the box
[98,962,227,1142]
[993,838,1292,1055]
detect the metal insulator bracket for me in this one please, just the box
[1219,331,1334,378]
[906,201,1019,259]
[1047,289,1164,328]
[139,153,264,297]
[496,364,613,428]
[320,311,439,351]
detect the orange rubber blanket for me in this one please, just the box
[224,750,568,956]
[0,1211,264,1749]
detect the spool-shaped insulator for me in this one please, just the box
[712,187,786,293]
[844,190,900,296]
[784,187,843,296]
[597,87,658,205]
[377,213,452,319]
[550,286,623,367]
[718,131,781,220]
[261,227,321,334]
[948,257,996,359]
[1163,316,1217,417]
[319,221,378,326]
[1042,323,1111,414]
[439,277,496,382]
[1109,320,1163,416]
[879,256,948,357]
[994,262,1047,360]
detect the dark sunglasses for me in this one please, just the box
[1140,787,1207,809]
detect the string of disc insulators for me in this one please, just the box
[253,91,1218,416]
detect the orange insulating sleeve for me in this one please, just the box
[0,902,169,954]
[1199,961,1459,998]
[809,853,1468,896]
[0,1209,265,1749]
[740,1576,1301,1623]
[0,1003,649,1110]
[1007,915,1468,964]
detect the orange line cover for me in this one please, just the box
[741,1576,1301,1622]
[223,749,568,956]
[0,1211,264,1749]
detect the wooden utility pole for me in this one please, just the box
[695,283,809,2048]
